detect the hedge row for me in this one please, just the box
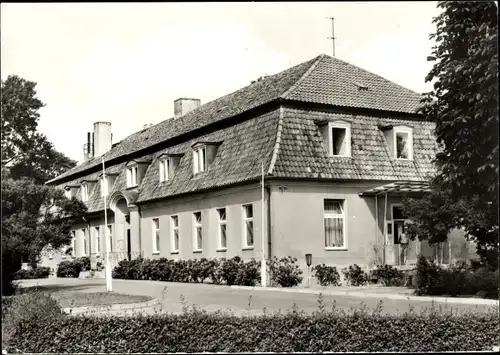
[12,266,51,280]
[112,256,261,286]
[6,305,499,353]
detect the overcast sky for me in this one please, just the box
[1,2,440,164]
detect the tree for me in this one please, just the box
[1,75,87,294]
[1,75,76,184]
[402,1,499,269]
[1,170,87,294]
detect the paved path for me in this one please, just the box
[17,278,498,316]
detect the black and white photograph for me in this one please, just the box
[1,1,498,353]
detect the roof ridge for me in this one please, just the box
[280,54,325,99]
[267,106,285,175]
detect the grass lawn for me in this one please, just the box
[50,291,153,308]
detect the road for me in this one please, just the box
[17,278,498,316]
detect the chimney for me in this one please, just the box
[174,98,200,119]
[93,122,112,157]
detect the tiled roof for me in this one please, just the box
[271,108,436,181]
[48,54,424,185]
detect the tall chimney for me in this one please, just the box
[174,98,200,119]
[93,122,112,157]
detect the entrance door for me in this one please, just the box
[126,229,131,261]
[393,221,406,265]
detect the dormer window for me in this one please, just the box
[159,158,170,182]
[158,154,182,183]
[99,173,117,197]
[193,146,206,174]
[81,183,89,201]
[380,125,414,160]
[319,120,351,157]
[394,127,413,160]
[126,166,138,187]
[65,189,72,199]
[191,141,221,175]
[101,176,108,197]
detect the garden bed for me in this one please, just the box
[50,291,152,308]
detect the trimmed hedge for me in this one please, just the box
[5,306,499,353]
[112,256,261,286]
[370,265,404,286]
[12,266,51,280]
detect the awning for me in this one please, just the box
[359,180,431,197]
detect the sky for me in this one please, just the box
[1,2,441,164]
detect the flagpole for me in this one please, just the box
[102,157,112,292]
[261,161,267,287]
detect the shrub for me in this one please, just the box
[312,264,341,286]
[415,255,499,298]
[4,305,499,353]
[342,264,368,286]
[2,292,64,351]
[268,256,303,287]
[112,257,144,280]
[13,267,51,280]
[235,259,261,286]
[219,256,244,286]
[56,257,93,278]
[370,265,404,286]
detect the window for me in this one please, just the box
[159,158,170,182]
[171,215,179,253]
[70,231,76,257]
[193,212,202,251]
[126,166,138,187]
[217,208,227,250]
[81,184,89,201]
[243,204,254,248]
[394,127,413,160]
[152,218,160,253]
[101,176,108,197]
[94,227,100,255]
[65,189,72,199]
[324,199,346,249]
[325,121,351,157]
[107,225,113,253]
[82,228,88,256]
[193,147,206,174]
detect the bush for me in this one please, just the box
[56,257,93,278]
[112,257,144,280]
[4,305,499,353]
[312,264,341,286]
[370,265,404,286]
[235,259,261,286]
[2,292,64,351]
[415,255,499,298]
[268,256,303,287]
[342,264,368,286]
[219,256,244,286]
[13,266,51,280]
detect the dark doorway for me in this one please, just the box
[127,229,131,261]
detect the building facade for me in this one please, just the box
[43,54,477,279]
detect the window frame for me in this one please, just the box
[192,211,203,252]
[217,207,227,251]
[107,225,113,253]
[242,204,254,249]
[81,184,88,201]
[126,166,138,188]
[192,146,206,174]
[327,121,351,157]
[82,228,88,256]
[159,158,171,183]
[152,218,160,254]
[94,226,100,256]
[323,198,347,250]
[393,126,413,160]
[171,215,180,254]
